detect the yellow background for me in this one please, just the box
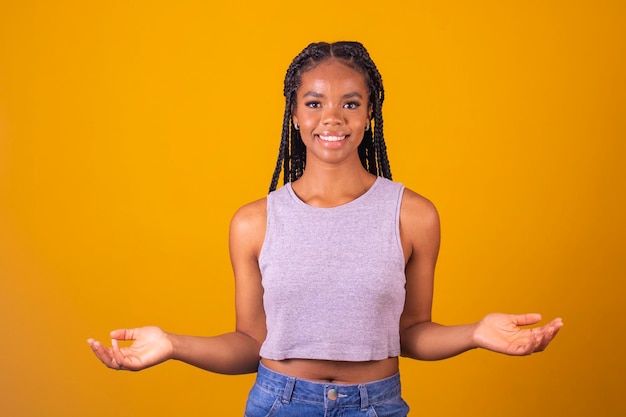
[1,1,624,416]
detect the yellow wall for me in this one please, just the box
[1,1,624,416]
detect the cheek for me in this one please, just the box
[301,117,317,127]
[298,115,321,132]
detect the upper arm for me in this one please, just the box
[399,188,441,333]
[229,198,267,346]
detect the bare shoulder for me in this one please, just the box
[230,197,267,239]
[400,187,440,228]
[399,187,440,257]
[231,197,267,229]
[229,197,267,257]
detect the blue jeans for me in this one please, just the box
[244,362,410,417]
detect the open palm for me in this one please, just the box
[474,313,563,356]
[88,326,174,371]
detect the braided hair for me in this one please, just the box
[268,41,392,192]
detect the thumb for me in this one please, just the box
[511,313,543,327]
[110,328,137,341]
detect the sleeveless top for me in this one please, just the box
[258,177,407,361]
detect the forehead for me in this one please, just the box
[298,59,368,94]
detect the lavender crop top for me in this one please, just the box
[258,177,406,361]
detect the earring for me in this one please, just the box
[365,123,370,131]
[293,121,299,130]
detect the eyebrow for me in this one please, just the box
[302,91,364,100]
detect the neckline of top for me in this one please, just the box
[285,177,382,210]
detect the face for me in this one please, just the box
[292,59,372,168]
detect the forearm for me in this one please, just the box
[400,321,479,361]
[168,331,261,374]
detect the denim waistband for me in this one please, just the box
[254,362,402,409]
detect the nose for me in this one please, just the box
[322,105,343,125]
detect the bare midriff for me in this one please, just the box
[261,357,399,384]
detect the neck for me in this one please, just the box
[291,159,377,208]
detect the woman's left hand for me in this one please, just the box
[473,313,563,356]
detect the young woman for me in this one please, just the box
[88,41,563,417]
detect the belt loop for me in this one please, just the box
[359,384,369,410]
[282,377,296,404]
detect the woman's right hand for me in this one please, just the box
[87,326,174,371]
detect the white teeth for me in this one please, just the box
[318,135,346,142]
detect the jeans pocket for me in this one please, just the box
[244,385,283,417]
[368,397,410,417]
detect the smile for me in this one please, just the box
[317,135,347,142]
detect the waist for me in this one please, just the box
[260,357,399,384]
[254,361,402,407]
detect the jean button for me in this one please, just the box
[327,388,338,400]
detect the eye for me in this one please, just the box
[343,101,361,110]
[304,101,321,109]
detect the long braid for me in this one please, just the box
[269,41,392,192]
[269,103,292,192]
[372,98,392,179]
[352,46,391,180]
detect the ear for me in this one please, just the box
[291,100,298,119]
[368,103,373,120]
[291,105,299,128]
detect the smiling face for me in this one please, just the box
[292,58,372,169]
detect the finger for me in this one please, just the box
[88,339,116,368]
[541,318,564,333]
[111,338,126,369]
[535,321,563,351]
[529,327,546,352]
[550,317,564,329]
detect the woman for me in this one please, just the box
[88,41,562,416]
